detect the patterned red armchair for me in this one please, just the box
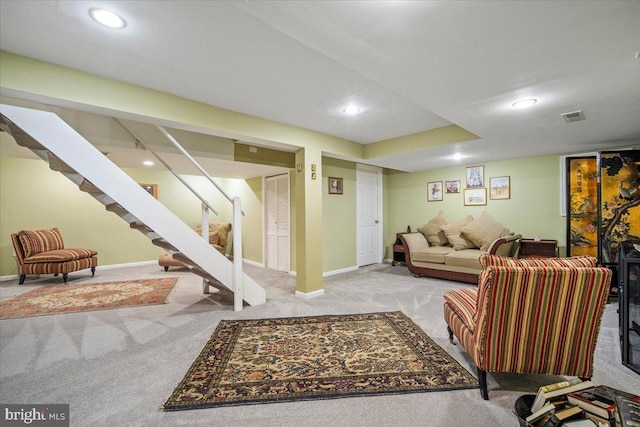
[443,254,611,399]
[11,228,97,284]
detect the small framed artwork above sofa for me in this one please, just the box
[464,188,487,206]
[427,181,443,201]
[489,176,510,200]
[445,180,460,193]
[466,165,484,187]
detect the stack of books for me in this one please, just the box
[517,379,640,427]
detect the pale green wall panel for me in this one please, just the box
[322,158,358,272]
[0,157,159,277]
[0,156,269,277]
[386,155,565,254]
[240,176,264,264]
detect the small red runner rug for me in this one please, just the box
[0,278,179,319]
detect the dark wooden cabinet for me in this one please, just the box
[392,233,406,266]
[519,239,558,258]
[618,241,640,375]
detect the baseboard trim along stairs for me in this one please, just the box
[0,103,266,307]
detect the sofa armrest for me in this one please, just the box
[487,233,521,256]
[399,232,430,255]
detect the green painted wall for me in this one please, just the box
[322,158,358,272]
[386,154,565,256]
[0,156,266,277]
[0,152,571,279]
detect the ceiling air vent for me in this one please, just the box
[561,110,585,123]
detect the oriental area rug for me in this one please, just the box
[163,311,478,411]
[0,277,179,319]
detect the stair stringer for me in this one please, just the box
[0,103,266,306]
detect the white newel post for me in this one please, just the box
[233,197,243,311]
[201,202,210,294]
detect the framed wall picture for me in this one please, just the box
[445,180,460,194]
[328,177,343,194]
[490,176,510,200]
[427,181,443,201]
[140,183,158,199]
[464,188,487,206]
[466,165,484,187]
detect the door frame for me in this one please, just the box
[262,172,291,272]
[356,163,383,266]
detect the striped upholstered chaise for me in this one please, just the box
[11,228,98,284]
[443,254,611,399]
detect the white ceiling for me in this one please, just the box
[1,1,639,173]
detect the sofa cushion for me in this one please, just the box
[443,288,478,333]
[18,228,64,258]
[444,249,483,270]
[23,248,98,264]
[412,246,454,264]
[417,210,450,246]
[460,211,512,252]
[441,215,476,250]
[480,254,598,269]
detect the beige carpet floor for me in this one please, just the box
[0,261,638,426]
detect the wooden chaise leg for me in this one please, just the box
[63,273,68,283]
[447,326,456,344]
[91,267,96,276]
[19,275,25,285]
[477,368,489,400]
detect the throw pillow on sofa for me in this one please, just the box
[417,210,450,246]
[441,215,476,250]
[460,211,512,252]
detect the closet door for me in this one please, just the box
[265,174,290,272]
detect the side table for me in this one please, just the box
[519,239,558,258]
[392,233,407,266]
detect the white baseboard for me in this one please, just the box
[295,289,325,299]
[243,258,264,268]
[98,260,158,270]
[288,266,358,278]
[323,266,358,277]
[0,260,158,282]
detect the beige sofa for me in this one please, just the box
[399,211,521,283]
[159,222,231,271]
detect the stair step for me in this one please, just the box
[105,202,129,216]
[79,179,102,194]
[130,221,154,233]
[152,238,177,252]
[191,267,233,295]
[48,152,76,173]
[172,252,196,266]
[1,115,46,150]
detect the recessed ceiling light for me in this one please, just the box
[342,105,361,115]
[452,153,464,161]
[89,8,127,29]
[143,160,154,166]
[512,98,537,109]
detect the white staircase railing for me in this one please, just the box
[155,125,245,312]
[0,103,265,309]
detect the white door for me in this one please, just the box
[265,174,290,272]
[357,165,382,266]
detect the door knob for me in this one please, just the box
[375,220,380,224]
